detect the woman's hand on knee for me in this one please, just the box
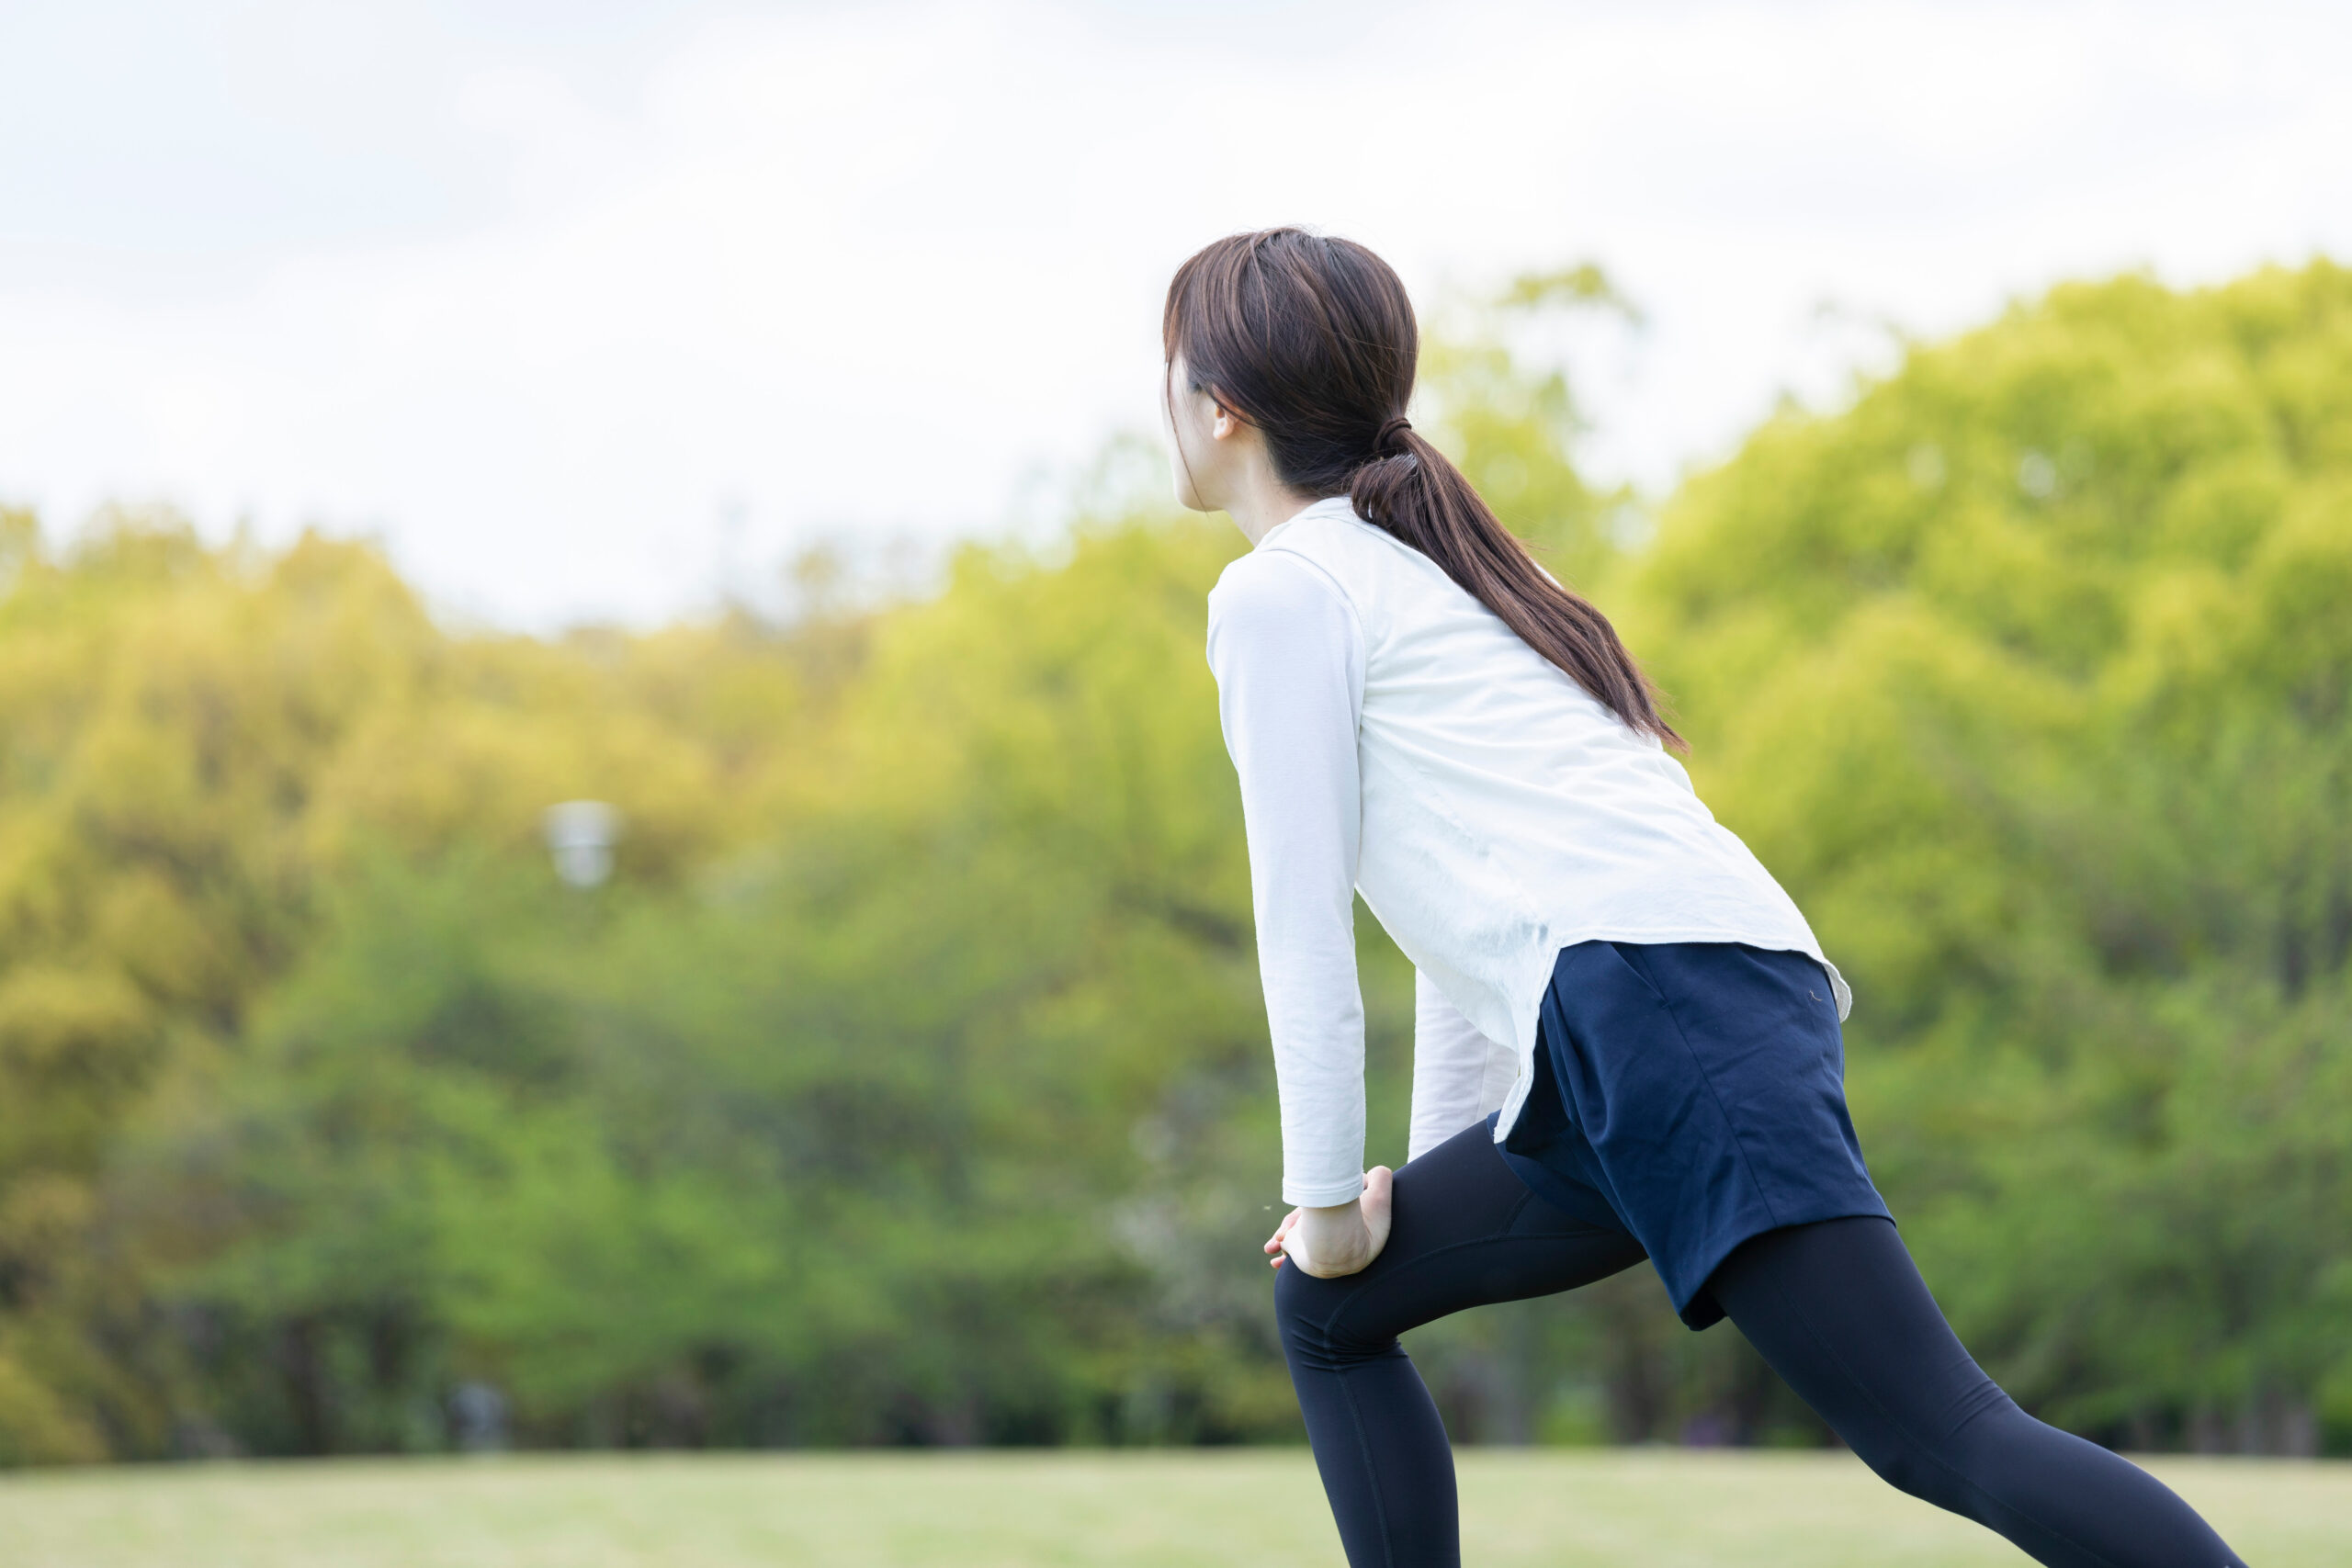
[1264,1167,1394,1277]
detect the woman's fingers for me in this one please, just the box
[1264,1207,1301,1266]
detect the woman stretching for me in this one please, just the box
[1165,228,2242,1568]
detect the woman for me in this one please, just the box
[1165,228,2242,1568]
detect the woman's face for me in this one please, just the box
[1161,351,1236,513]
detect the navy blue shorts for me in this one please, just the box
[1498,940,1891,1328]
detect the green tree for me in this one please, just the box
[0,515,819,1458]
[1621,261,2352,1451]
[10,260,2344,1465]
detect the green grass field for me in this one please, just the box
[2,1449,2342,1566]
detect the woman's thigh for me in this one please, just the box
[1276,1120,1648,1356]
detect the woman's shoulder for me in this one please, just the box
[1204,543,1366,681]
[1209,542,1353,628]
[1210,504,1460,651]
[1256,507,1439,597]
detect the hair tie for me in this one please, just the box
[1374,414,1413,454]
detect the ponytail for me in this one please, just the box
[1350,419,1681,749]
[1166,228,1681,750]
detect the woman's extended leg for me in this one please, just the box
[1273,1121,1646,1568]
[1711,1217,2246,1568]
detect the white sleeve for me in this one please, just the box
[1204,549,1368,1208]
[1408,971,1520,1162]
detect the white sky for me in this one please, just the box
[3,0,2347,627]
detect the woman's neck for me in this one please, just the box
[1223,467,1322,546]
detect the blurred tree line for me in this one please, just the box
[0,262,2345,1465]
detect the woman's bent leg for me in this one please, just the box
[1711,1217,2246,1568]
[1274,1122,1646,1568]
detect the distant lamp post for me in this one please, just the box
[542,800,622,888]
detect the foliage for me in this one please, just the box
[0,263,2345,1462]
[0,520,819,1457]
[1622,261,2352,1450]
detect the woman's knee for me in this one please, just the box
[1273,1261,1386,1371]
[1847,1427,1956,1507]
[1846,1395,2023,1516]
[1272,1257,1333,1346]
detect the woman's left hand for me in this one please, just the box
[1263,1167,1394,1278]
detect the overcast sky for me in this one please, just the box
[4,0,2347,626]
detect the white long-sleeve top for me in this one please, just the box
[1206,497,1849,1207]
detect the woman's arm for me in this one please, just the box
[1204,547,1370,1211]
[1408,971,1517,1162]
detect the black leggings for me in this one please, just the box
[1274,1122,2245,1568]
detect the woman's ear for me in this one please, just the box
[1211,402,1240,441]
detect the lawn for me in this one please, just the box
[1,1449,2341,1566]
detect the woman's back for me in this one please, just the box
[1210,495,1846,1096]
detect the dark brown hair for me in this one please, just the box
[1164,228,1681,749]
